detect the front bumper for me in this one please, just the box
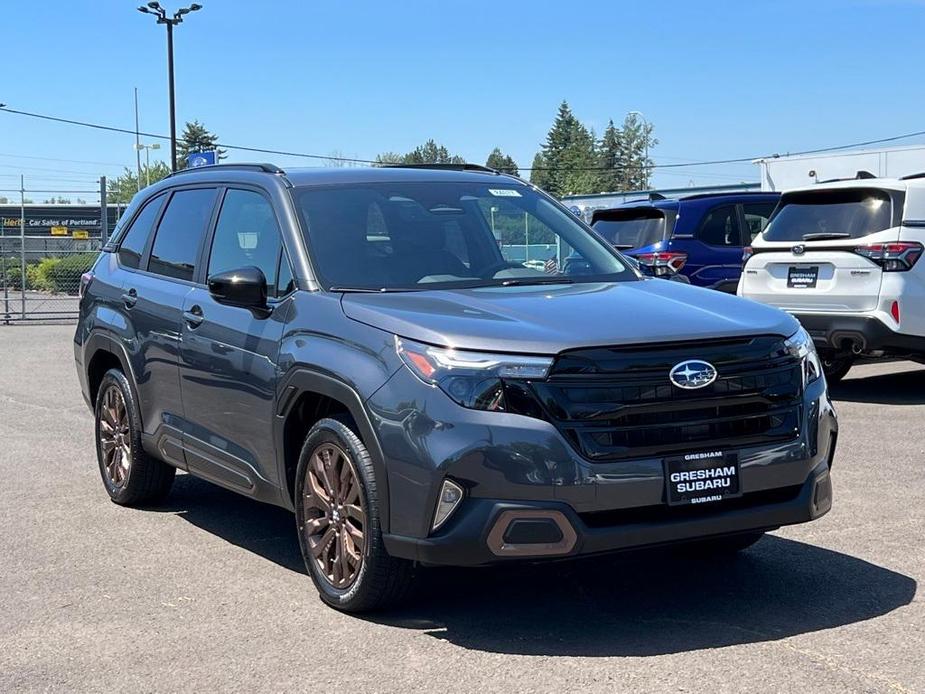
[793,311,925,354]
[368,365,838,566]
[384,459,833,566]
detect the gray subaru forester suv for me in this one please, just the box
[74,163,837,612]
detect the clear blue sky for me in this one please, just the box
[2,0,924,196]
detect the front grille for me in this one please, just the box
[531,336,803,461]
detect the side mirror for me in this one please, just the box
[208,266,269,312]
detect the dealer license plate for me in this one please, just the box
[787,265,819,288]
[664,451,741,506]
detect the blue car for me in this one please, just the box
[591,191,780,292]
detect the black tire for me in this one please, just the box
[94,368,175,505]
[677,531,765,555]
[295,417,414,612]
[822,355,854,384]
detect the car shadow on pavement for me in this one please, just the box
[147,473,307,574]
[147,476,916,658]
[368,537,916,657]
[831,363,925,405]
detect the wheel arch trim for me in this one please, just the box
[274,368,390,530]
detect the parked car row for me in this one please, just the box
[589,173,925,383]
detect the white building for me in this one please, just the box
[754,144,925,191]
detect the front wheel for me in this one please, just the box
[822,355,854,384]
[295,418,414,612]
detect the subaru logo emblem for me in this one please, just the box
[792,244,805,256]
[669,360,718,389]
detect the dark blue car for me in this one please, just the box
[591,191,780,292]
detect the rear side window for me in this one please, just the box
[148,188,217,281]
[696,205,741,247]
[764,188,893,242]
[207,189,282,294]
[742,202,777,242]
[118,194,164,269]
[592,208,668,249]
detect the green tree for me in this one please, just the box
[596,120,623,192]
[536,100,598,197]
[375,139,465,165]
[617,112,657,191]
[529,152,551,191]
[107,162,171,204]
[485,147,519,176]
[177,120,227,168]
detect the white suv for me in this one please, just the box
[739,173,925,382]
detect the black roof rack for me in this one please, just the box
[679,190,775,201]
[818,170,877,184]
[377,162,500,175]
[167,163,286,178]
[900,172,925,181]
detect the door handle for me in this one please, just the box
[121,288,137,308]
[183,305,204,328]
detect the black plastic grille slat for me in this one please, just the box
[534,336,803,462]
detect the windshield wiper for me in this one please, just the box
[802,232,852,240]
[330,286,405,293]
[499,277,575,287]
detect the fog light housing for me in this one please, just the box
[431,479,464,531]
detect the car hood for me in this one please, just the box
[340,280,799,354]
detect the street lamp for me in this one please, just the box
[628,110,650,187]
[134,143,162,186]
[137,2,203,172]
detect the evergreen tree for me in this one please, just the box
[596,120,624,192]
[485,147,519,176]
[529,152,550,190]
[375,139,465,165]
[618,112,657,191]
[177,120,227,168]
[538,100,599,196]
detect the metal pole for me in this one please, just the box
[167,21,178,171]
[145,147,151,186]
[134,87,142,191]
[100,177,109,244]
[524,212,529,263]
[20,175,26,319]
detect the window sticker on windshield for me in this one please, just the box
[488,189,522,197]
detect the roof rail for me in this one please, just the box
[818,170,877,184]
[900,172,925,181]
[377,162,500,175]
[167,163,286,178]
[680,190,774,201]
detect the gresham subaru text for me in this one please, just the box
[74,163,837,612]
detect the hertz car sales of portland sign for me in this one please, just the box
[0,205,122,238]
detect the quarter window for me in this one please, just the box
[148,188,217,281]
[207,189,282,294]
[742,202,777,242]
[118,194,164,269]
[696,205,741,247]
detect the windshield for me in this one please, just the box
[294,181,635,291]
[763,188,894,242]
[592,208,670,249]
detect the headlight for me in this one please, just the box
[785,327,822,385]
[395,336,553,411]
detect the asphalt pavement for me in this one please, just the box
[0,325,922,693]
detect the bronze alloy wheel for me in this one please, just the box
[301,443,367,589]
[98,384,131,488]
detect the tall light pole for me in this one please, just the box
[628,110,650,187]
[137,2,202,172]
[134,143,162,186]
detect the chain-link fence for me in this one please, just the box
[1,177,125,323]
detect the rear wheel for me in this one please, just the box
[95,369,175,505]
[295,418,414,612]
[822,355,854,384]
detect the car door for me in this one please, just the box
[120,187,218,459]
[178,187,293,493]
[686,204,745,289]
